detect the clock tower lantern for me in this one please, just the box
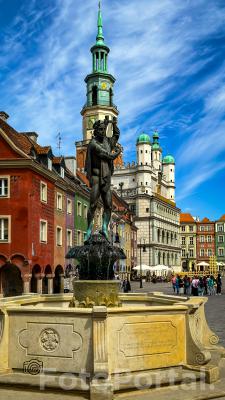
[81,1,119,142]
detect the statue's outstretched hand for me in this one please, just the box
[115,144,122,154]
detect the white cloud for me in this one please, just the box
[0,0,225,201]
[177,161,225,202]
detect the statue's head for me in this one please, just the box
[93,119,107,141]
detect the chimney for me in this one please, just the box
[20,132,38,143]
[0,111,9,121]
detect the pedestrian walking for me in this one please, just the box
[216,274,222,295]
[208,275,215,295]
[183,275,191,295]
[175,275,181,295]
[172,275,176,293]
[198,277,204,296]
[203,276,208,295]
[122,279,131,293]
[191,276,199,296]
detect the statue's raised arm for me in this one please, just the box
[109,117,120,150]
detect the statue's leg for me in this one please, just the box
[101,188,112,240]
[86,177,100,241]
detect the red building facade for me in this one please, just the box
[0,114,79,296]
[196,217,215,265]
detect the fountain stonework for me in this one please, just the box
[0,293,224,399]
[0,119,224,399]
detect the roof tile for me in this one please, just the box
[0,118,53,157]
[180,213,195,223]
[201,217,212,223]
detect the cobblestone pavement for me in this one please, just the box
[129,278,225,347]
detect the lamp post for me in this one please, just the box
[139,238,146,288]
[114,223,120,245]
[119,182,124,198]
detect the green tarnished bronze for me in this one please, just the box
[136,133,151,144]
[84,1,117,108]
[163,155,175,164]
[152,130,162,151]
[96,0,104,45]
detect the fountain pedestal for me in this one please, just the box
[71,280,121,307]
[0,293,224,400]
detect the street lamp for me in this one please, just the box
[114,223,120,244]
[139,238,146,288]
[119,182,124,197]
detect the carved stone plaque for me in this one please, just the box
[19,323,82,358]
[119,321,177,357]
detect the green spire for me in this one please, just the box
[96,1,104,45]
[152,130,162,151]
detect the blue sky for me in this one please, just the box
[0,0,225,220]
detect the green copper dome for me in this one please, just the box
[152,130,162,152]
[136,133,151,144]
[163,155,175,164]
[153,131,159,139]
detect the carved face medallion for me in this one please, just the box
[39,328,59,352]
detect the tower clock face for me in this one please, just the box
[101,82,107,90]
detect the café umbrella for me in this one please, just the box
[133,265,151,271]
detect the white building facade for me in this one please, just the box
[112,133,181,270]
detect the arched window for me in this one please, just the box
[158,252,161,264]
[157,229,160,243]
[167,232,169,244]
[92,85,98,106]
[101,52,104,70]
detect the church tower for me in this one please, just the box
[81,1,119,142]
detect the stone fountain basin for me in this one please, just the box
[0,292,224,400]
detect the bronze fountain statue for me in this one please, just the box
[85,116,121,241]
[66,117,126,282]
